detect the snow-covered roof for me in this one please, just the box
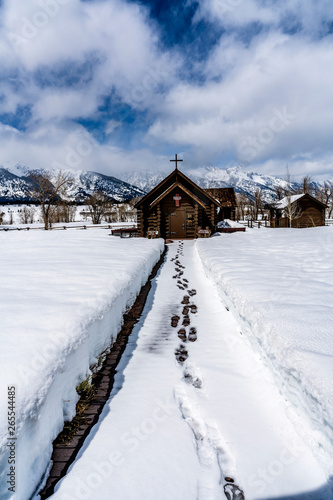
[275,193,304,209]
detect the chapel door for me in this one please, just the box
[169,209,186,238]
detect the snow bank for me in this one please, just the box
[0,230,164,500]
[224,219,245,229]
[196,227,333,477]
[216,220,245,230]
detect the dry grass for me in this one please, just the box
[54,342,115,445]
[55,378,96,444]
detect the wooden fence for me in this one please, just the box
[0,224,134,232]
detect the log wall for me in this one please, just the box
[279,199,325,228]
[137,189,219,238]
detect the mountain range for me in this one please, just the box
[119,165,301,202]
[0,167,145,203]
[0,164,317,204]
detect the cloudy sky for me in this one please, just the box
[1,0,333,180]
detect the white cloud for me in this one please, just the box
[0,120,169,175]
[105,120,122,135]
[1,0,176,109]
[0,0,332,180]
[0,0,179,174]
[146,29,333,178]
[195,0,333,35]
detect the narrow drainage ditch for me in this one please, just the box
[38,246,166,499]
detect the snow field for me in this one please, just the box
[0,203,136,228]
[50,240,331,500]
[0,230,164,500]
[196,227,333,484]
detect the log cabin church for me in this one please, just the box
[135,163,237,239]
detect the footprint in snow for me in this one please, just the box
[188,327,197,342]
[205,421,239,492]
[183,361,203,388]
[174,386,214,466]
[224,484,245,500]
[178,328,187,341]
[175,345,188,363]
[171,315,180,327]
[182,315,190,326]
[175,386,243,498]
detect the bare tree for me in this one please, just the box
[236,193,250,220]
[283,166,302,227]
[315,181,333,219]
[275,185,286,200]
[28,171,73,229]
[254,188,263,219]
[52,202,77,223]
[126,202,137,223]
[19,206,36,224]
[86,191,113,224]
[118,205,129,222]
[283,197,302,227]
[302,175,313,195]
[128,196,142,206]
[0,211,5,224]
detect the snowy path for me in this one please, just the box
[51,240,332,500]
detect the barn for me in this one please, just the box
[268,193,326,228]
[135,167,237,239]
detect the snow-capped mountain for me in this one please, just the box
[62,170,145,202]
[0,164,318,204]
[120,165,301,202]
[119,169,166,193]
[0,168,33,202]
[188,165,298,202]
[0,167,145,203]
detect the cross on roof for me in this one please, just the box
[170,153,183,170]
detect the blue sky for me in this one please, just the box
[0,0,333,180]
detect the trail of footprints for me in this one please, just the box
[171,241,245,500]
[171,241,197,363]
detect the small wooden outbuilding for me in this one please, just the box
[204,188,237,221]
[268,193,326,228]
[134,168,237,239]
